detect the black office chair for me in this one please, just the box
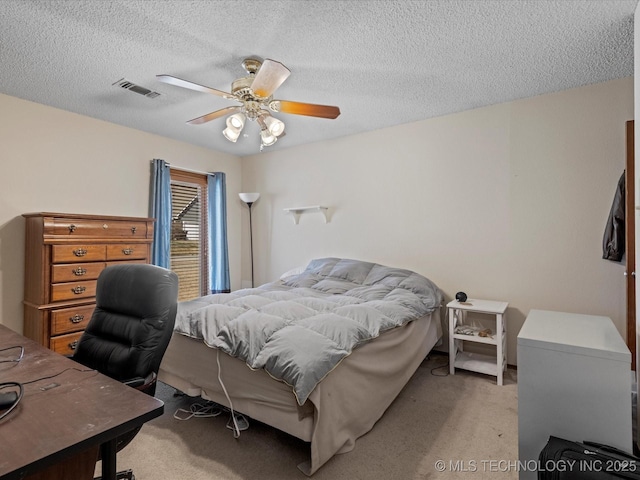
[73,263,179,480]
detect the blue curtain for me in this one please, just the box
[208,172,230,293]
[150,159,172,268]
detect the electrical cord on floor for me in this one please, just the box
[173,400,223,421]
[172,352,250,438]
[426,354,450,377]
[427,304,451,377]
[430,362,450,377]
[173,398,249,434]
[216,350,249,438]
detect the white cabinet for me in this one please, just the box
[517,309,632,480]
[448,299,508,385]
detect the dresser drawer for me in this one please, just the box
[106,244,148,261]
[51,280,97,302]
[50,304,95,335]
[52,244,106,263]
[51,262,106,283]
[50,218,150,238]
[50,331,83,356]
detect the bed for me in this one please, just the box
[158,257,443,475]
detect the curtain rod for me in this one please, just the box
[168,164,214,176]
[153,160,213,176]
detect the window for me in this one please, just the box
[170,169,208,301]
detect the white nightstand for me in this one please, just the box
[447,298,508,385]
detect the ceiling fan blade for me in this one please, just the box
[251,59,291,99]
[187,106,242,125]
[156,74,236,100]
[271,100,341,119]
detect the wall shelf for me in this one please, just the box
[283,206,328,224]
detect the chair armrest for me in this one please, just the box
[122,377,146,388]
[123,372,157,396]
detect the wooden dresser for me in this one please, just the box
[23,212,154,354]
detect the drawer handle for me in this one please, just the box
[69,340,78,350]
[122,248,133,255]
[72,267,87,276]
[131,226,137,234]
[70,314,84,324]
[68,224,77,233]
[71,286,86,295]
[73,248,87,257]
[103,224,108,229]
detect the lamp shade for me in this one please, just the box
[223,126,241,142]
[260,129,277,146]
[239,192,260,204]
[263,116,285,137]
[227,113,246,130]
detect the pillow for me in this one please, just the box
[363,264,414,286]
[279,266,305,279]
[304,258,340,276]
[326,258,375,284]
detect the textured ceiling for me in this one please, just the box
[0,0,636,157]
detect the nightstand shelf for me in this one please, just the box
[452,330,498,345]
[447,298,508,385]
[454,351,500,376]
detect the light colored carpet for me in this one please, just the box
[112,353,518,479]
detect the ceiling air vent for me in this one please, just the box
[113,78,161,98]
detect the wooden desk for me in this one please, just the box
[0,324,164,480]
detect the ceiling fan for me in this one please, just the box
[157,57,341,149]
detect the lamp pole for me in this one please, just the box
[239,193,260,288]
[247,201,255,288]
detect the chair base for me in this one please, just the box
[95,469,134,480]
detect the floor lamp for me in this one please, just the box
[239,192,260,287]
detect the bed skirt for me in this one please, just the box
[158,308,442,475]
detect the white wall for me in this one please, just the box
[0,93,242,334]
[0,78,632,364]
[241,77,633,364]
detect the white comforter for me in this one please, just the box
[173,257,443,404]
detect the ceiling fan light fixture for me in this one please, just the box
[263,115,285,137]
[227,112,246,130]
[223,126,241,142]
[260,129,277,147]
